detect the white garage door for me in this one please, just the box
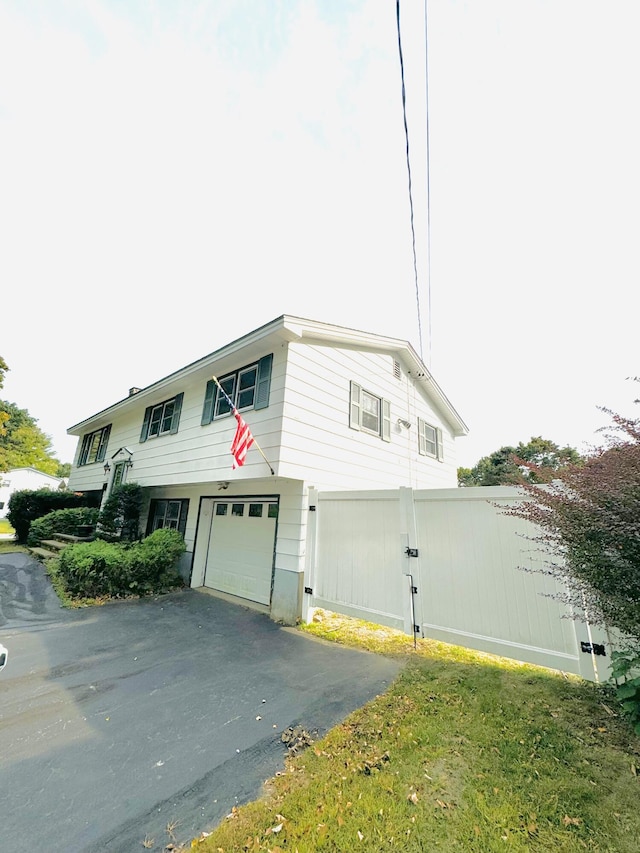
[203,500,278,605]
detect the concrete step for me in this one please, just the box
[54,533,94,543]
[28,547,57,561]
[40,539,67,551]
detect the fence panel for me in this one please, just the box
[306,486,608,681]
[311,491,405,629]
[412,488,585,675]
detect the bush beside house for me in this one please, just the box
[54,528,186,600]
[7,489,101,543]
[27,507,100,546]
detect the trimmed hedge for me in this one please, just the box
[56,527,186,599]
[7,489,101,543]
[27,507,100,546]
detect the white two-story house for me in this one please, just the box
[67,316,468,624]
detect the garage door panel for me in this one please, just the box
[203,501,276,606]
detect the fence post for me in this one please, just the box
[399,487,422,638]
[301,486,318,624]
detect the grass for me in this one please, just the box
[189,609,640,853]
[0,517,15,535]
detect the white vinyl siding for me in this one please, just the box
[277,344,457,490]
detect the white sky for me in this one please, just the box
[1,0,638,468]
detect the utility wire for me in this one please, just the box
[395,0,424,361]
[424,0,432,368]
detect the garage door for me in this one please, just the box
[203,500,278,605]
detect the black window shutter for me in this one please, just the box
[79,434,91,465]
[169,393,184,434]
[178,500,189,536]
[254,354,273,410]
[96,425,111,462]
[140,407,152,442]
[201,380,216,425]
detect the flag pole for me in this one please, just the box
[212,376,275,475]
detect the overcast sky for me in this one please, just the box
[1,0,638,469]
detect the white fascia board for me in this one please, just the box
[282,316,469,437]
[67,314,468,437]
[67,316,291,435]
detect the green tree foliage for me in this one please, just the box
[0,357,9,435]
[98,482,143,541]
[0,400,68,475]
[55,462,72,478]
[510,410,640,645]
[458,436,582,486]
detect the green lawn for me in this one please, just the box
[187,610,640,853]
[0,517,15,535]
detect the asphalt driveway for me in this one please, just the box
[0,552,401,852]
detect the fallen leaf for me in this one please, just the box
[632,764,637,776]
[357,830,364,841]
[408,791,418,804]
[562,815,582,826]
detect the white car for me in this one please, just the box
[0,643,7,672]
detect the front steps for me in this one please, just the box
[28,532,93,562]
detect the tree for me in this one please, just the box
[509,410,640,645]
[0,400,60,475]
[458,436,582,487]
[55,462,72,479]
[0,357,9,435]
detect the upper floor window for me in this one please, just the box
[201,354,273,425]
[418,418,444,461]
[78,425,111,466]
[349,381,391,442]
[140,393,184,442]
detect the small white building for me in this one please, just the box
[0,468,65,519]
[66,315,468,623]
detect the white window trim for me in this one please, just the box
[349,381,391,442]
[418,417,444,461]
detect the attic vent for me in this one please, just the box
[393,359,401,380]
[129,387,142,397]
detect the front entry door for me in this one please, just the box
[203,500,278,605]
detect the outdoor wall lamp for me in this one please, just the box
[124,459,133,469]
[218,481,230,490]
[103,462,111,475]
[397,418,412,430]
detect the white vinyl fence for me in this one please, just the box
[303,486,611,682]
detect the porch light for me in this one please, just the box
[103,462,111,475]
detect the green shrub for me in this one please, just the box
[98,483,142,541]
[7,489,101,543]
[27,507,100,546]
[610,648,640,735]
[55,527,185,600]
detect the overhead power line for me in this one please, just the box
[395,0,423,361]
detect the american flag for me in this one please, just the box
[212,377,257,469]
[230,409,254,469]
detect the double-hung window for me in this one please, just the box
[349,381,391,442]
[201,354,273,425]
[146,499,189,537]
[140,393,184,442]
[418,418,444,461]
[78,425,111,465]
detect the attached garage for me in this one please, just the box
[196,497,278,606]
